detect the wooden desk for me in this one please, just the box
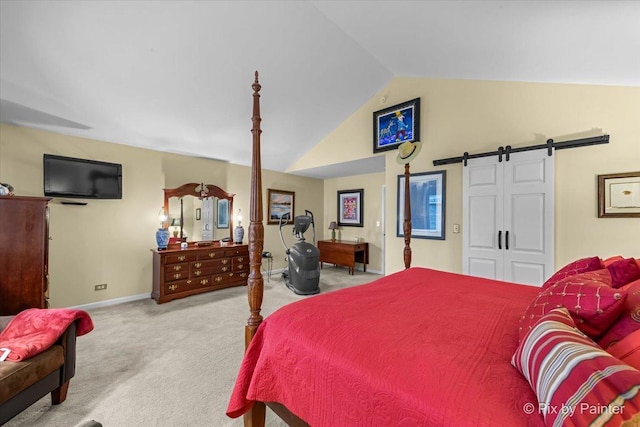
[317,240,369,275]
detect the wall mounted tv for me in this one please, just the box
[43,154,122,199]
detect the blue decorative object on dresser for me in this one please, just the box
[156,228,169,250]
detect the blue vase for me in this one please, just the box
[156,228,170,250]
[234,225,245,244]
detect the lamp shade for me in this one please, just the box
[170,218,181,227]
[328,221,338,230]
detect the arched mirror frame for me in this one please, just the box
[163,183,235,242]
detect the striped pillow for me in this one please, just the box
[512,308,640,427]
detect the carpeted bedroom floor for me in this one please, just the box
[6,267,381,427]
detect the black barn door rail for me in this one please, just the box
[432,135,609,167]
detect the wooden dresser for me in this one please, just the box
[151,244,249,304]
[317,240,369,275]
[0,196,51,315]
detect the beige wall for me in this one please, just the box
[0,124,323,307]
[292,78,640,274]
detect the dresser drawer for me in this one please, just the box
[197,249,226,260]
[226,247,249,257]
[165,252,197,264]
[191,258,230,270]
[191,264,231,277]
[232,259,248,271]
[164,263,190,281]
[164,278,206,294]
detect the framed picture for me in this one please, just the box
[373,98,420,153]
[598,171,640,218]
[397,171,446,239]
[337,189,363,227]
[267,189,295,224]
[217,199,229,228]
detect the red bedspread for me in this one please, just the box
[227,267,546,426]
[0,308,93,361]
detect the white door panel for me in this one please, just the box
[468,257,498,280]
[463,157,503,279]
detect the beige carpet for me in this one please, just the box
[6,267,381,427]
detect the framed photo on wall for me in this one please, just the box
[598,171,640,217]
[337,189,363,227]
[217,199,229,228]
[397,171,446,239]
[267,188,295,224]
[373,98,420,153]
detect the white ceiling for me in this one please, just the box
[1,1,638,179]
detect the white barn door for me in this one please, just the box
[463,149,554,286]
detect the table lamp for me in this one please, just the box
[328,221,338,241]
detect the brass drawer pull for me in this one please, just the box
[221,266,228,272]
[200,279,209,285]
[215,276,222,283]
[173,273,182,280]
[173,265,182,271]
[222,259,229,265]
[237,257,245,262]
[194,270,202,276]
[208,252,217,258]
[178,255,186,261]
[237,264,244,270]
[168,284,178,291]
[194,262,202,268]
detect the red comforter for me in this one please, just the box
[227,267,545,426]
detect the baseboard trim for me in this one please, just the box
[70,293,150,311]
[68,266,383,310]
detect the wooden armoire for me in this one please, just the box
[0,196,51,315]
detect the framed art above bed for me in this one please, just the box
[598,171,640,218]
[397,170,445,239]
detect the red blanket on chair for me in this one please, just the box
[0,308,94,361]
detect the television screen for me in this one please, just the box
[43,154,122,199]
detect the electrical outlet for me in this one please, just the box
[95,283,107,291]
[453,224,460,234]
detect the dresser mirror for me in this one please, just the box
[163,183,235,243]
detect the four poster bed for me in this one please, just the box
[227,73,640,426]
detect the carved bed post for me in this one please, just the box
[245,71,266,427]
[402,163,412,269]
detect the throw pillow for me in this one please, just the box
[603,255,624,267]
[541,256,604,291]
[519,270,626,341]
[512,308,640,427]
[607,258,640,288]
[599,280,640,349]
[607,329,640,371]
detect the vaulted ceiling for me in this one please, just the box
[1,1,638,178]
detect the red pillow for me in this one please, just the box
[519,269,626,341]
[602,255,624,267]
[512,308,640,427]
[541,256,604,291]
[607,329,640,370]
[599,279,640,348]
[607,257,640,288]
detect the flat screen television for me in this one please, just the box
[43,154,122,199]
